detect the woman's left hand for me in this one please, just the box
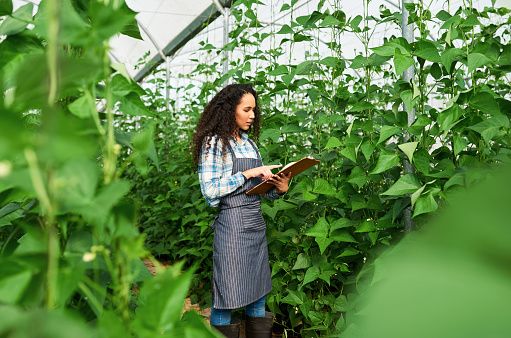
[267,172,292,194]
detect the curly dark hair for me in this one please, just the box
[192,83,261,164]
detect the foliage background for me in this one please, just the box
[125,0,511,336]
[0,0,510,337]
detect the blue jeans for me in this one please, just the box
[210,296,266,326]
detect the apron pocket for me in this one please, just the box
[241,207,265,231]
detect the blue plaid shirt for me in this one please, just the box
[198,133,279,207]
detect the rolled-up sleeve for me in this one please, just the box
[198,137,246,207]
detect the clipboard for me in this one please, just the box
[246,157,320,195]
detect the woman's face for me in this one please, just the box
[235,93,256,132]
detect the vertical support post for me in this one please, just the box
[165,56,171,116]
[401,0,415,231]
[223,6,230,77]
[212,0,230,79]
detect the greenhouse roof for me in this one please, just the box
[11,0,511,85]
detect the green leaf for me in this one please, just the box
[276,24,293,34]
[355,220,376,233]
[412,192,438,217]
[306,217,329,238]
[319,56,340,68]
[320,15,341,27]
[411,185,426,207]
[260,128,281,142]
[382,174,421,196]
[68,93,95,119]
[437,104,463,132]
[118,93,154,116]
[469,114,510,143]
[394,48,414,75]
[133,263,193,334]
[467,53,491,72]
[268,65,289,76]
[400,90,414,111]
[469,92,500,115]
[313,178,336,196]
[377,126,401,144]
[0,0,13,15]
[440,48,464,71]
[360,140,375,161]
[324,136,342,149]
[282,290,305,306]
[349,101,375,112]
[330,231,357,243]
[0,3,33,36]
[341,147,357,163]
[292,253,311,270]
[33,0,90,44]
[347,166,368,189]
[0,261,32,304]
[315,237,334,254]
[330,218,352,231]
[302,266,320,286]
[453,135,468,155]
[444,173,465,190]
[370,154,400,175]
[414,39,440,62]
[398,142,418,162]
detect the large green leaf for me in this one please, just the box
[0,261,32,304]
[414,39,441,62]
[469,92,500,116]
[313,178,336,196]
[469,114,510,143]
[133,263,193,334]
[370,154,400,175]
[467,53,491,72]
[440,48,464,71]
[302,266,320,286]
[398,142,418,163]
[68,93,96,119]
[0,3,33,36]
[437,104,463,132]
[377,126,401,144]
[32,0,90,45]
[292,253,311,270]
[324,136,342,149]
[0,0,13,15]
[382,174,421,196]
[340,147,357,163]
[394,48,414,75]
[413,192,438,217]
[305,217,329,238]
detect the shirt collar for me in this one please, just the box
[231,131,249,146]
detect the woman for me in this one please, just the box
[193,84,291,338]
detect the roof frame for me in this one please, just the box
[133,0,233,82]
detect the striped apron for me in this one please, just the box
[211,139,272,309]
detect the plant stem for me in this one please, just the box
[25,148,58,309]
[47,0,60,106]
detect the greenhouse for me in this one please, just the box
[1,0,511,337]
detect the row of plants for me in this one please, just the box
[0,0,220,337]
[124,0,511,336]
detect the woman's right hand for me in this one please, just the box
[242,165,282,181]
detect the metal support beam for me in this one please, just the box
[212,0,230,76]
[133,0,233,83]
[402,0,415,232]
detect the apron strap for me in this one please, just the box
[246,138,261,160]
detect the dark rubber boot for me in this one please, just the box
[245,311,273,338]
[213,322,241,338]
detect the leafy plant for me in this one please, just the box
[0,0,219,336]
[125,0,511,336]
